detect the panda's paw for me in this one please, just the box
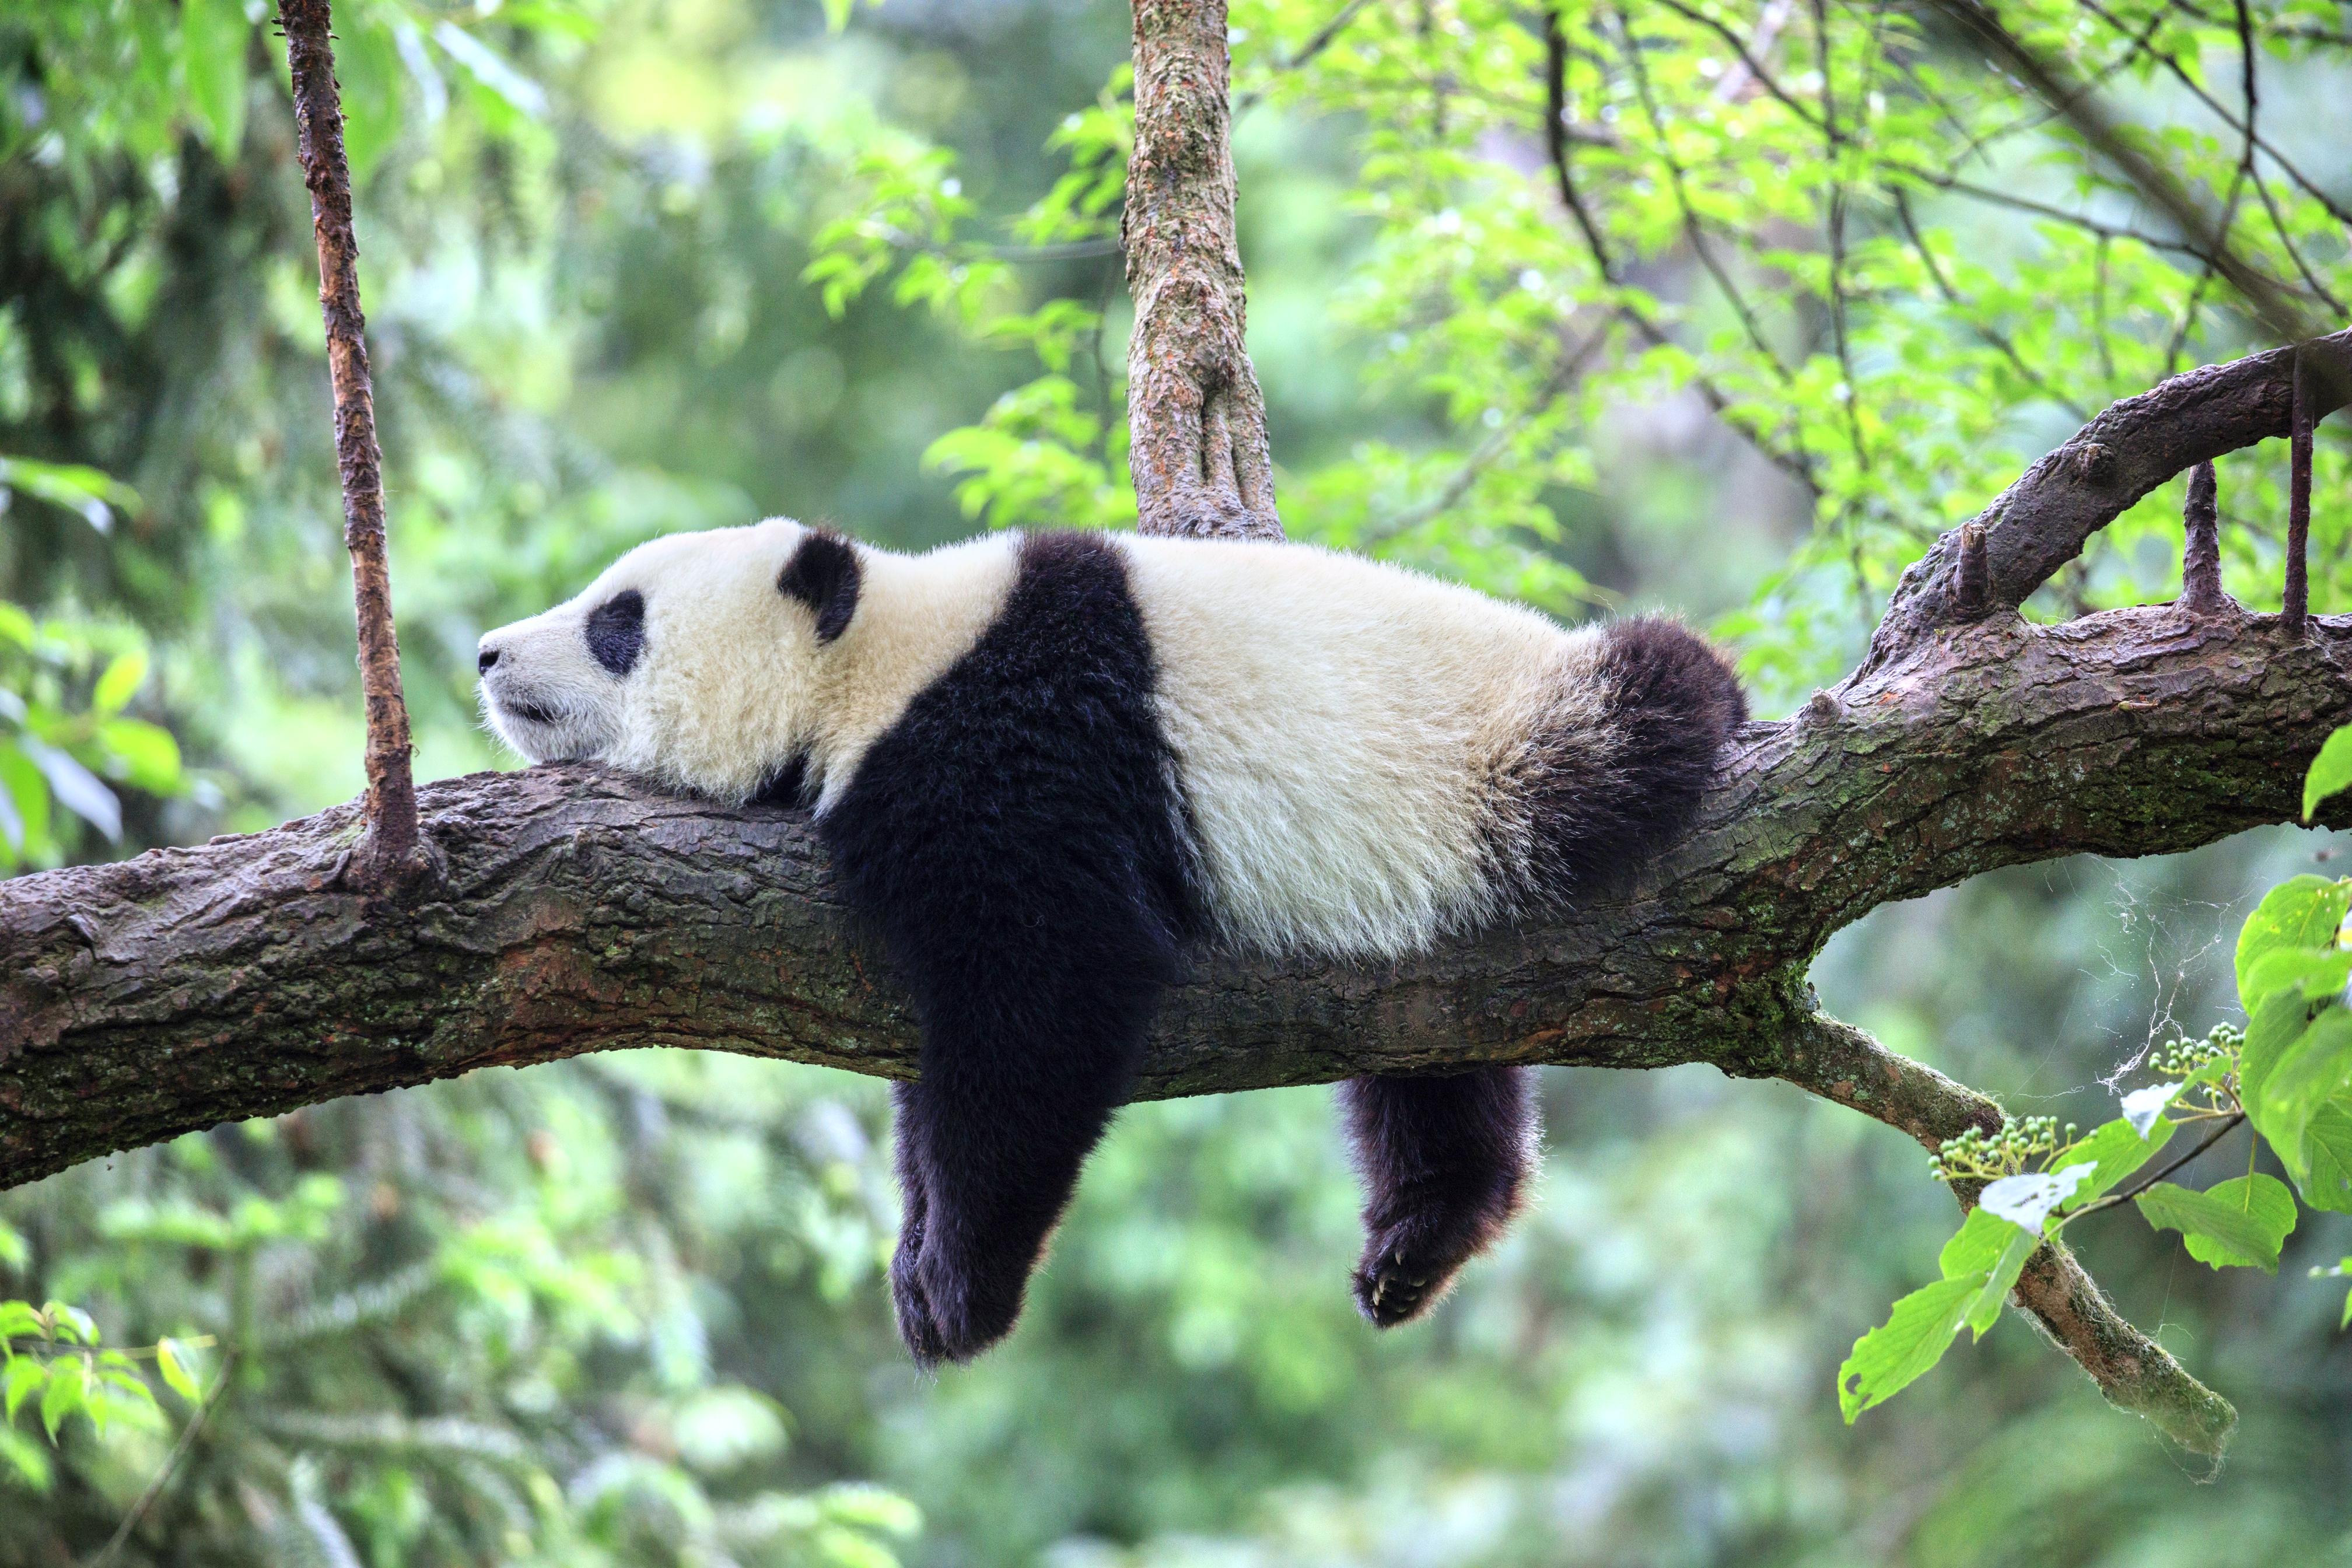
[890,1236,950,1370]
[890,1234,1025,1366]
[1349,1209,1489,1328]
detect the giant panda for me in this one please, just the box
[477,520,1745,1364]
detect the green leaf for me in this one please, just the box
[2301,1102,2352,1213]
[96,719,182,794]
[0,1422,51,1492]
[2237,877,2351,1005]
[2241,947,2352,1008]
[2137,1175,2299,1271]
[2306,724,2352,820]
[2060,1116,2175,1209]
[180,0,251,156]
[335,15,404,182]
[2242,988,2316,1110]
[38,1359,83,1442]
[1837,1275,1982,1422]
[91,652,146,717]
[0,1300,41,1342]
[3,1356,42,1424]
[1961,1224,2039,1338]
[1936,1207,2018,1278]
[155,1339,201,1405]
[2250,1009,2352,1179]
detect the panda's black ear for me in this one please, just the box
[778,529,862,643]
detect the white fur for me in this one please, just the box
[479,519,1017,805]
[1112,535,1601,958]
[482,523,1601,961]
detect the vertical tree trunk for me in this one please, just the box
[279,0,421,880]
[1124,0,1284,541]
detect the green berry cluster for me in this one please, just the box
[1929,1115,2073,1184]
[2152,1022,2242,1077]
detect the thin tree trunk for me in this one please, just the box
[279,0,421,882]
[1124,0,1284,540]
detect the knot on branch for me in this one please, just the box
[1949,520,1992,619]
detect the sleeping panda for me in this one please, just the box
[477,520,1744,1364]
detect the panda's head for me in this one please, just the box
[476,518,862,802]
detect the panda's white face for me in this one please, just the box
[477,518,838,803]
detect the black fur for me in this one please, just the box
[778,530,862,643]
[1508,615,1746,905]
[1341,1066,1537,1326]
[1339,616,1741,1328]
[585,590,645,677]
[818,532,1202,1365]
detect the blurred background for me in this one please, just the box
[4,0,2351,1562]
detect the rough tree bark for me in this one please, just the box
[6,0,2350,1467]
[1125,0,1284,539]
[279,0,421,883]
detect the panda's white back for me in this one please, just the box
[1113,534,1594,958]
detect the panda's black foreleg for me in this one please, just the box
[887,1005,1147,1367]
[1339,1066,1539,1326]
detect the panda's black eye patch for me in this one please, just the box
[586,590,645,677]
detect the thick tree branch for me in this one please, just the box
[1125,0,1284,540]
[6,599,2343,1170]
[278,0,421,884]
[1865,328,2351,667]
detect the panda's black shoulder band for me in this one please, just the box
[778,529,862,643]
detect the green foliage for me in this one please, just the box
[1850,727,2352,1415]
[9,0,2352,1556]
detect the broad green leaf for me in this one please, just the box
[2241,947,2352,1007]
[2306,724,2352,820]
[2250,1009,2352,1178]
[180,0,250,156]
[2241,988,2315,1110]
[96,719,181,794]
[1961,1224,2039,1338]
[2,1357,41,1424]
[91,652,146,717]
[2060,1115,2176,1209]
[1838,1275,1982,1422]
[38,1359,83,1442]
[336,16,405,181]
[0,1422,51,1492]
[1937,1206,2020,1279]
[2137,1175,2299,1272]
[0,1300,41,1341]
[155,1339,200,1405]
[2237,877,2351,1005]
[16,740,118,841]
[2301,1102,2352,1213]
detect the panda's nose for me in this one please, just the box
[477,643,501,674]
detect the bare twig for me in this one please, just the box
[2287,346,2314,634]
[278,0,421,884]
[2180,459,2230,612]
[2068,1114,2246,1219]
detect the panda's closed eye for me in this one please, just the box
[586,590,645,677]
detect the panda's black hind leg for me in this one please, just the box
[887,1054,1135,1366]
[1340,1067,1538,1326]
